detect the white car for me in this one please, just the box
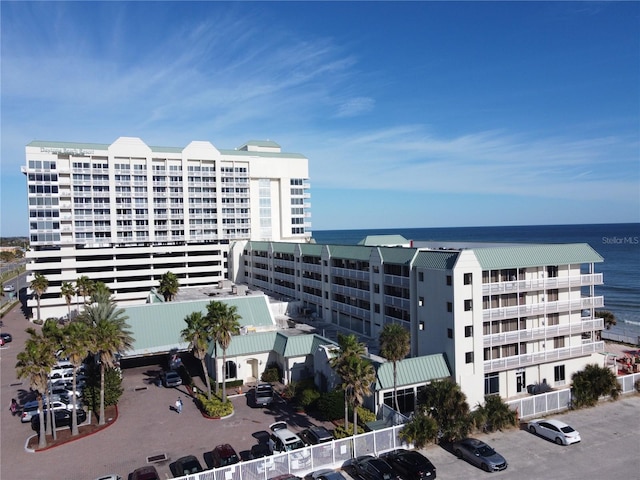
[21,399,81,423]
[3,284,15,292]
[528,418,581,445]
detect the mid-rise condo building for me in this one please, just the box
[23,137,310,317]
[230,238,605,406]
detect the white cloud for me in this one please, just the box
[335,97,375,118]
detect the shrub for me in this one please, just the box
[196,393,233,418]
[354,406,376,429]
[333,423,355,438]
[634,379,640,393]
[317,390,345,421]
[299,387,321,408]
[261,364,282,383]
[572,363,621,408]
[82,367,124,411]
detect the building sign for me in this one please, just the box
[40,147,95,155]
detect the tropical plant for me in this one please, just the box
[181,311,213,399]
[15,328,57,448]
[75,275,93,306]
[59,321,92,435]
[30,272,49,321]
[158,271,179,302]
[195,392,233,418]
[317,389,345,422]
[215,303,241,402]
[379,323,411,412]
[471,394,518,433]
[344,354,376,435]
[60,281,76,319]
[399,410,440,448]
[90,282,113,305]
[79,300,133,424]
[82,366,124,412]
[571,363,621,408]
[595,310,617,330]
[205,300,228,396]
[417,378,473,442]
[330,333,367,430]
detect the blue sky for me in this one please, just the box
[1,1,638,236]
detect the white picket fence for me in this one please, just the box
[171,425,408,480]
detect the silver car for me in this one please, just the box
[452,438,507,472]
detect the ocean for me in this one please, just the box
[312,223,640,343]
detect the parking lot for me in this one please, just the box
[1,304,639,480]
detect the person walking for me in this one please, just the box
[9,398,18,416]
[175,397,183,414]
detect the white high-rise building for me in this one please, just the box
[23,137,310,318]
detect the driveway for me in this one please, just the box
[0,306,336,480]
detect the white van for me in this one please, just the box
[268,422,311,469]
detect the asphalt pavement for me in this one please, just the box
[1,304,639,480]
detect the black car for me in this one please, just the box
[0,332,12,343]
[30,408,87,431]
[352,455,401,480]
[173,455,203,476]
[381,449,436,480]
[300,426,334,445]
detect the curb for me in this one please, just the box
[25,406,119,453]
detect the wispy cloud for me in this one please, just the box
[335,97,375,118]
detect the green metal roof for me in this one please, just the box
[299,243,324,256]
[413,250,460,270]
[124,296,274,357]
[327,245,373,261]
[378,247,417,265]
[358,235,409,246]
[241,140,282,148]
[375,354,451,390]
[212,331,336,357]
[473,243,603,270]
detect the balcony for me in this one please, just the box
[484,341,604,373]
[484,317,605,347]
[482,273,603,295]
[483,296,604,321]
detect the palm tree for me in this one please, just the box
[158,271,179,302]
[418,378,472,442]
[80,300,133,424]
[345,355,376,435]
[379,323,411,412]
[16,328,57,448]
[330,333,366,429]
[61,281,75,319]
[30,272,49,321]
[206,300,229,396]
[75,275,93,306]
[59,321,91,435]
[472,395,517,433]
[216,303,241,402]
[181,311,213,399]
[595,310,617,330]
[90,281,113,305]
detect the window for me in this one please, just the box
[485,373,499,395]
[374,304,380,313]
[464,299,473,311]
[446,275,452,286]
[465,352,474,363]
[554,365,565,382]
[465,325,473,337]
[418,272,424,282]
[464,273,472,285]
[554,336,565,348]
[418,297,424,307]
[447,302,453,313]
[447,328,453,339]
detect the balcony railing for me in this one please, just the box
[482,273,603,295]
[484,341,604,373]
[484,318,604,347]
[483,296,604,321]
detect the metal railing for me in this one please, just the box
[171,424,408,480]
